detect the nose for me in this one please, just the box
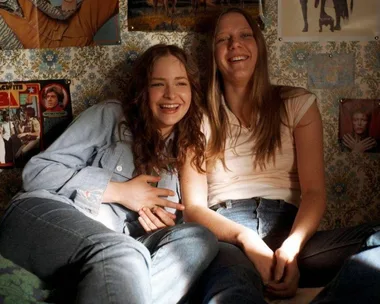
[228,36,241,49]
[164,85,175,99]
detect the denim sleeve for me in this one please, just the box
[22,100,122,215]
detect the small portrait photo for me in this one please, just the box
[41,84,69,117]
[339,99,380,153]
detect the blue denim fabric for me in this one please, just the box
[310,245,380,304]
[188,242,267,304]
[212,198,297,249]
[207,197,380,302]
[0,198,218,304]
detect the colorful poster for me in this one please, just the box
[339,98,380,153]
[278,0,380,41]
[0,0,120,50]
[128,0,264,32]
[307,53,355,89]
[0,79,73,167]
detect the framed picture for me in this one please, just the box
[278,0,380,41]
[339,98,380,153]
[0,79,73,167]
[307,53,355,89]
[128,0,264,32]
[0,0,120,50]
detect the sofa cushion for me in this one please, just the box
[0,254,52,303]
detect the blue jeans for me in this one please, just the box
[202,198,380,303]
[311,244,380,303]
[0,198,218,304]
[188,242,267,304]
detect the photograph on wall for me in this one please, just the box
[0,0,120,50]
[128,0,264,32]
[339,98,380,153]
[278,0,380,41]
[307,53,355,89]
[0,79,73,168]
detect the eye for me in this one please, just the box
[177,81,189,86]
[241,32,253,38]
[150,82,164,87]
[215,36,229,44]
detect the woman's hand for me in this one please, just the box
[266,245,300,298]
[343,134,377,152]
[138,206,177,233]
[103,174,185,213]
[61,0,77,12]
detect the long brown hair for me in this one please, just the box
[121,44,206,175]
[207,7,288,170]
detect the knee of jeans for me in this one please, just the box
[178,223,217,243]
[364,226,380,248]
[88,232,151,263]
[170,223,218,257]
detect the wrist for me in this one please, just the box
[103,181,121,203]
[281,236,302,259]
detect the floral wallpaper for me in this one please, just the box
[0,0,379,230]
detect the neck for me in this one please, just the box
[223,82,251,127]
[160,127,173,140]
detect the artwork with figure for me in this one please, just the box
[128,0,264,31]
[278,0,380,41]
[0,0,120,50]
[0,79,72,167]
[339,99,380,153]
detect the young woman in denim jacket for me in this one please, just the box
[180,8,380,304]
[0,44,219,304]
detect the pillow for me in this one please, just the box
[0,254,51,303]
[0,0,23,17]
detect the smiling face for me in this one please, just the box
[214,12,258,87]
[148,54,192,137]
[352,112,369,135]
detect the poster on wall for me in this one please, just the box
[128,0,265,32]
[0,0,120,50]
[339,98,380,153]
[0,79,73,168]
[278,0,380,41]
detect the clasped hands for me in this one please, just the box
[243,234,300,299]
[116,174,184,233]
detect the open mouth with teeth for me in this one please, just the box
[229,55,248,62]
[159,104,180,112]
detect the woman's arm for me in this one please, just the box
[181,150,275,284]
[21,101,119,215]
[269,101,326,297]
[285,101,326,256]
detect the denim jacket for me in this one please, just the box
[13,100,180,218]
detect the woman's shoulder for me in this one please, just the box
[276,86,317,123]
[81,99,123,118]
[277,86,314,101]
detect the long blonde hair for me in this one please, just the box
[207,8,300,170]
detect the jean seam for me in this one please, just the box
[150,232,173,270]
[300,241,364,260]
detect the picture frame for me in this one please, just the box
[128,0,265,32]
[339,98,380,153]
[278,0,380,42]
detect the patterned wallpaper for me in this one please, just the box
[0,0,379,229]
